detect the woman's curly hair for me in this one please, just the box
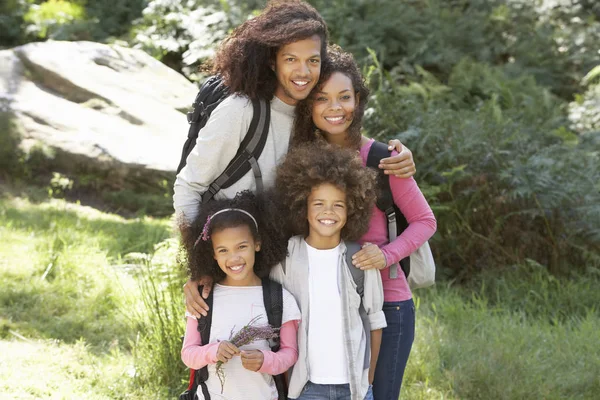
[211,0,328,100]
[291,44,370,150]
[275,142,377,241]
[179,191,288,283]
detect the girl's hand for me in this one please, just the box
[379,139,416,178]
[216,341,240,364]
[184,276,213,318]
[240,350,264,371]
[352,243,387,270]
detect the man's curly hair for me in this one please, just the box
[291,45,370,150]
[179,191,288,283]
[275,143,377,241]
[211,0,329,100]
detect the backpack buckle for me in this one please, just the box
[187,102,206,124]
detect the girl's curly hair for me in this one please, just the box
[291,44,370,150]
[179,191,288,282]
[275,142,377,241]
[211,0,329,100]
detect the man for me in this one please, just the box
[174,0,415,317]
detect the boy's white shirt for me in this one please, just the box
[305,242,348,384]
[173,95,295,224]
[270,236,386,400]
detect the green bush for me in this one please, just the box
[310,0,600,99]
[23,0,87,40]
[364,56,600,278]
[0,0,29,47]
[129,0,263,79]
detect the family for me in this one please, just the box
[174,1,437,400]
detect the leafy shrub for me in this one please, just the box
[130,0,262,79]
[84,0,146,40]
[23,0,87,40]
[310,0,600,99]
[0,0,29,47]
[364,56,600,277]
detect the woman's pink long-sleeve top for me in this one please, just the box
[181,317,299,375]
[359,138,437,302]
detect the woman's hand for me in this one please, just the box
[216,341,240,364]
[352,243,387,270]
[240,350,265,371]
[184,276,214,318]
[378,139,416,178]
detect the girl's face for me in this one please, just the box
[212,225,261,286]
[311,72,358,141]
[305,183,347,249]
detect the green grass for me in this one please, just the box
[1,195,598,399]
[404,280,600,400]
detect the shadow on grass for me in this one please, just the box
[0,200,172,257]
[0,281,135,353]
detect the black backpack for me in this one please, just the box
[179,278,286,400]
[366,141,411,279]
[177,75,271,203]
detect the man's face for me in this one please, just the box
[273,35,322,106]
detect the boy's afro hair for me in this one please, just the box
[179,190,288,282]
[275,142,377,241]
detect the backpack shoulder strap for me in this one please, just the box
[201,98,271,203]
[194,284,214,400]
[366,141,394,213]
[261,278,287,400]
[344,241,364,297]
[177,75,229,174]
[261,278,283,351]
[366,142,409,279]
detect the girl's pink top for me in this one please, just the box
[359,138,437,302]
[181,318,299,374]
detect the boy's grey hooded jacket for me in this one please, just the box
[270,235,386,400]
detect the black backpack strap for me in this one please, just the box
[177,76,229,174]
[344,241,371,369]
[344,241,364,297]
[261,278,286,400]
[366,141,410,279]
[201,98,271,203]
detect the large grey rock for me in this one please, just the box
[0,41,198,180]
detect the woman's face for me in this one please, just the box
[311,72,358,140]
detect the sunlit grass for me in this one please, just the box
[1,196,599,399]
[403,281,600,400]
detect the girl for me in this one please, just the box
[179,191,301,400]
[272,143,385,400]
[292,46,438,399]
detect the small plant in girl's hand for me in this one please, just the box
[216,316,279,392]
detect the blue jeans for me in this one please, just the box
[295,381,374,400]
[372,299,415,400]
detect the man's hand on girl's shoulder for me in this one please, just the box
[183,276,213,318]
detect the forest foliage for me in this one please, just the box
[1,0,599,277]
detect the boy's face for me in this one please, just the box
[306,183,347,248]
[273,35,322,106]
